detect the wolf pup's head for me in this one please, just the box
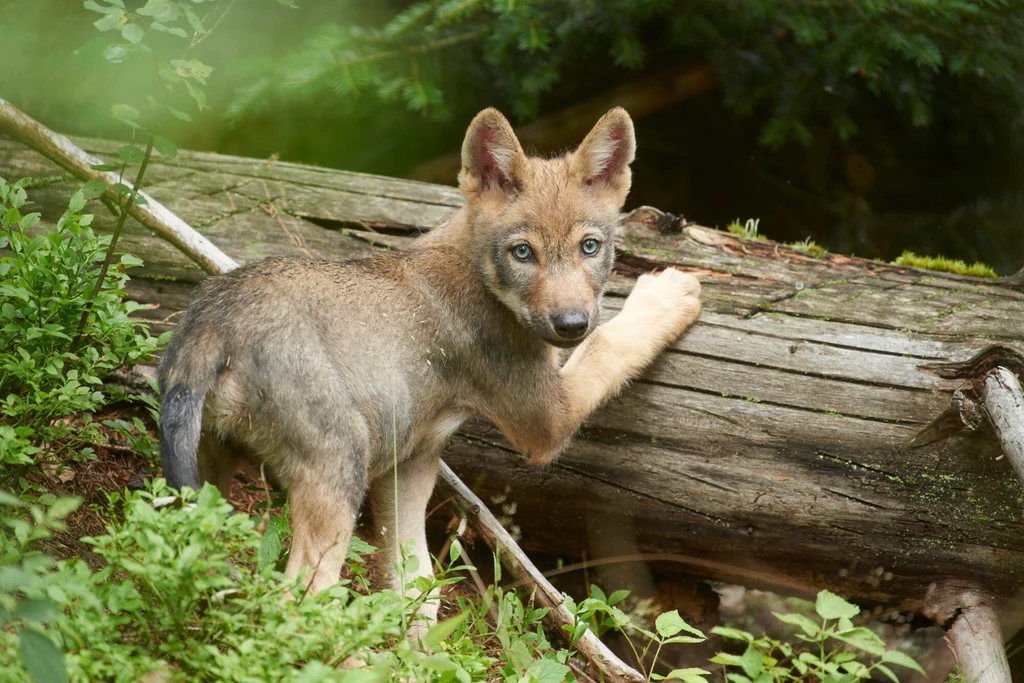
[458,107,635,348]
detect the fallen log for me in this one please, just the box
[3,135,1024,634]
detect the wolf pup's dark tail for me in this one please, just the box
[157,330,222,491]
[159,382,206,490]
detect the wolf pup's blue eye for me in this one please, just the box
[512,244,533,261]
[581,238,601,256]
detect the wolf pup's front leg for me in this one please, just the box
[551,269,701,459]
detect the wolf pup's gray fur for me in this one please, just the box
[158,106,702,629]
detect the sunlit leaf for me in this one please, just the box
[120,23,144,44]
[815,589,860,620]
[421,611,469,649]
[82,181,106,198]
[881,650,926,674]
[110,104,140,127]
[152,136,178,159]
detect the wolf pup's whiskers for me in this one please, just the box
[157,106,702,636]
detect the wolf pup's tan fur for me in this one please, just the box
[158,106,701,629]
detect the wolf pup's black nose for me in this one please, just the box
[551,311,589,339]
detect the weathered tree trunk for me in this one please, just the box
[3,135,1023,628]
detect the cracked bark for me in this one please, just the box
[3,134,1024,630]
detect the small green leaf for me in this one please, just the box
[185,81,207,110]
[258,515,286,570]
[772,611,821,636]
[739,645,764,679]
[20,629,67,683]
[167,107,192,122]
[522,658,570,683]
[665,669,711,682]
[152,136,177,159]
[112,183,133,196]
[15,599,61,624]
[881,650,926,674]
[103,45,129,63]
[120,254,144,267]
[110,104,140,127]
[183,6,205,33]
[151,22,188,38]
[89,163,120,172]
[136,0,172,16]
[815,589,860,620]
[84,0,123,16]
[118,145,146,164]
[710,626,754,642]
[834,627,885,656]
[874,664,900,683]
[45,497,81,520]
[421,611,469,649]
[448,538,462,565]
[92,12,122,31]
[656,610,704,640]
[724,674,752,683]
[120,22,144,43]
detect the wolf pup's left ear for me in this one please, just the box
[571,107,636,204]
[458,108,526,198]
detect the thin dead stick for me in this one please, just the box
[437,461,645,683]
[0,98,237,275]
[946,603,1012,683]
[981,367,1024,487]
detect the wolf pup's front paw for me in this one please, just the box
[623,268,702,340]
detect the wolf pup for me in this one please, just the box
[158,106,701,628]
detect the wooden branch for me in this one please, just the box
[410,62,715,184]
[0,98,237,275]
[981,367,1024,487]
[946,603,1012,683]
[436,462,645,683]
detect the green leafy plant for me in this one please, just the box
[566,587,710,683]
[0,491,82,683]
[710,589,925,682]
[0,178,163,480]
[0,479,604,682]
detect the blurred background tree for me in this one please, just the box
[2,0,1022,272]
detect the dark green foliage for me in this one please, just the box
[0,482,580,682]
[227,0,1024,146]
[0,178,164,479]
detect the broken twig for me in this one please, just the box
[0,98,236,275]
[437,461,645,683]
[946,602,1011,683]
[980,367,1024,487]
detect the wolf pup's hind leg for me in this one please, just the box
[369,451,443,637]
[284,461,366,595]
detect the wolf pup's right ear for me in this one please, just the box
[570,107,636,206]
[458,108,526,198]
